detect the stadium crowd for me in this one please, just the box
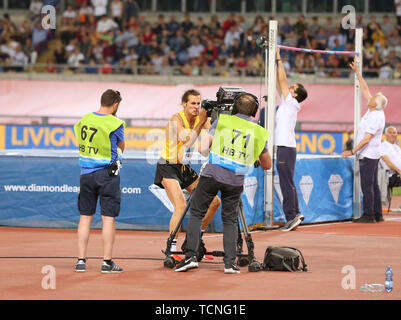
[1,0,401,78]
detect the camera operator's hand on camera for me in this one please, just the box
[199,108,208,125]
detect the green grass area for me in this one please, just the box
[393,187,401,196]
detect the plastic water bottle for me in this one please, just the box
[385,266,393,292]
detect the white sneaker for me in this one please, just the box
[280,217,302,232]
[224,264,241,274]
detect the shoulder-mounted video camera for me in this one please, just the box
[201,86,246,124]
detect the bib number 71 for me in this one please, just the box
[232,129,251,148]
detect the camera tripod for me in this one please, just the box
[162,191,262,272]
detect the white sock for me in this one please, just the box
[171,239,177,252]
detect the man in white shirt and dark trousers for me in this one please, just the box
[380,126,401,195]
[275,49,308,231]
[342,58,387,223]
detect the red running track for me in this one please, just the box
[0,212,400,301]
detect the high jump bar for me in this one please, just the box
[278,45,359,56]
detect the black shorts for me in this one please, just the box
[154,159,198,189]
[78,168,121,217]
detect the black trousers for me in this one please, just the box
[184,176,243,268]
[276,146,299,221]
[359,157,382,216]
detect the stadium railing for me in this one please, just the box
[0,63,398,80]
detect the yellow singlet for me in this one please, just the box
[160,110,200,164]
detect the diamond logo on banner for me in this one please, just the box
[148,184,174,212]
[274,175,283,204]
[299,175,314,205]
[244,176,258,208]
[328,174,344,204]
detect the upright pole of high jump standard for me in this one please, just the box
[353,28,363,219]
[263,20,277,228]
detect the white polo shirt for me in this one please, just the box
[274,93,300,148]
[356,109,385,159]
[380,140,401,176]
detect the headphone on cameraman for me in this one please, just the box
[232,92,259,117]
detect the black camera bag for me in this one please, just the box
[262,246,308,272]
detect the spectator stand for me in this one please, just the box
[0,0,400,78]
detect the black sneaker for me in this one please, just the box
[375,214,385,222]
[182,237,208,262]
[353,215,376,223]
[280,217,302,232]
[101,261,123,274]
[175,256,198,272]
[224,264,241,274]
[75,259,86,273]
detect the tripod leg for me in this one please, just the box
[236,216,243,255]
[237,199,261,272]
[236,200,250,267]
[238,200,253,254]
[163,193,193,268]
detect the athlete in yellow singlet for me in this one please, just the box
[159,110,198,164]
[154,89,220,261]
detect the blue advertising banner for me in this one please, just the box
[272,157,354,223]
[0,151,354,231]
